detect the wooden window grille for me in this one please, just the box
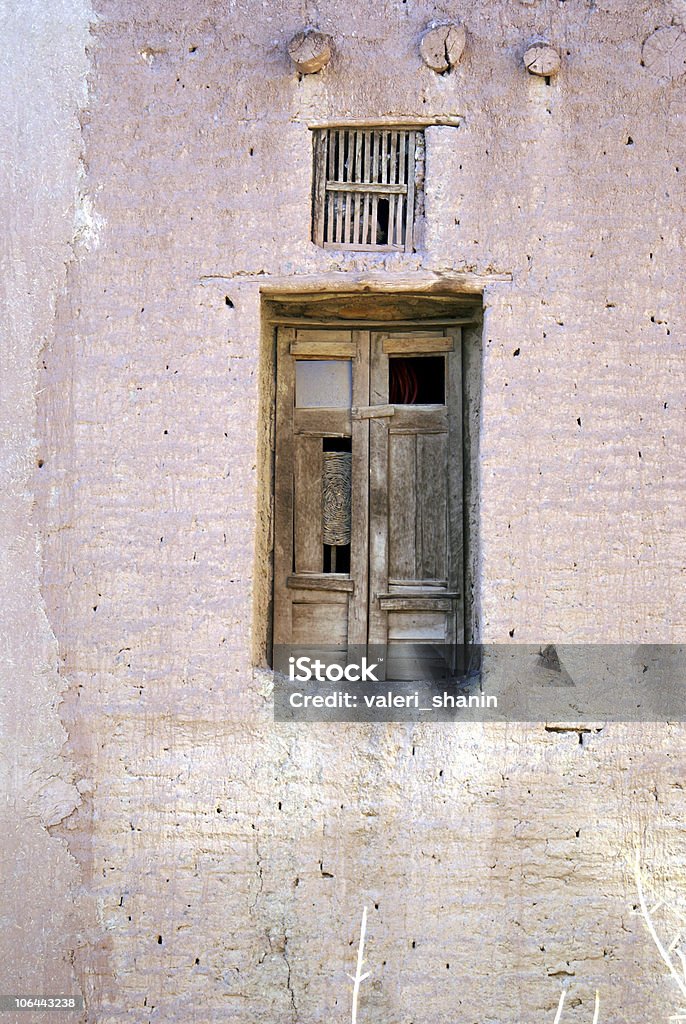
[312,127,423,252]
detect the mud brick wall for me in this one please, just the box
[3,1,686,1022]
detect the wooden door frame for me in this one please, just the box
[253,288,484,671]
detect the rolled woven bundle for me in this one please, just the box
[322,451,352,546]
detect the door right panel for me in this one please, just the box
[368,328,464,678]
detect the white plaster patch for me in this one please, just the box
[38,778,82,827]
[73,189,105,251]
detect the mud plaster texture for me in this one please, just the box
[0,1,92,1020]
[2,0,685,1022]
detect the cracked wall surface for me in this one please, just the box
[22,0,686,1022]
[0,0,93,1019]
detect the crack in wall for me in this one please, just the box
[283,932,298,1019]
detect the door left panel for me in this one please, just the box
[273,327,368,650]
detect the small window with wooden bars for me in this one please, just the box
[312,127,423,252]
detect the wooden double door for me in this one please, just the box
[273,324,464,678]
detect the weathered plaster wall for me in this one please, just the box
[34,0,686,1022]
[0,0,92,1018]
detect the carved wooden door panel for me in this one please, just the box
[273,324,463,676]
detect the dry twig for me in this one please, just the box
[347,906,370,1024]
[634,851,686,1004]
[551,984,599,1022]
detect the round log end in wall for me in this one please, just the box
[419,23,466,73]
[523,43,561,77]
[641,27,686,82]
[288,30,333,74]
